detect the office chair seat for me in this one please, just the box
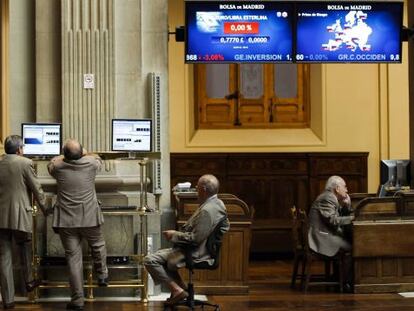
[164,216,228,311]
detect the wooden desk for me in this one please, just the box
[353,195,414,293]
[173,192,253,295]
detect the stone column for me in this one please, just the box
[62,0,115,151]
[0,0,9,149]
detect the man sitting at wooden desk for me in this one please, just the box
[144,174,230,305]
[308,175,354,292]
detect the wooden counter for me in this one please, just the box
[353,194,414,293]
[173,192,253,295]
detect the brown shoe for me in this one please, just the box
[165,290,189,305]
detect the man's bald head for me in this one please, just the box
[198,174,220,197]
[63,139,83,160]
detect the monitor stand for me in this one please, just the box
[378,185,387,198]
[128,152,138,159]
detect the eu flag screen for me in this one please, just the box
[185,1,294,63]
[296,2,403,63]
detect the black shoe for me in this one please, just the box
[26,279,42,292]
[97,277,108,287]
[66,302,84,310]
[3,302,14,309]
[343,283,353,293]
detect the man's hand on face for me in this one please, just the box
[341,193,351,206]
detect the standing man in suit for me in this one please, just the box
[0,135,47,309]
[144,174,230,305]
[47,139,108,311]
[308,175,354,291]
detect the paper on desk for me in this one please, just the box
[173,182,192,191]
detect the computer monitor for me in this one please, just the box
[21,123,62,157]
[380,159,410,188]
[111,119,152,152]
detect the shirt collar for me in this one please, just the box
[200,194,218,208]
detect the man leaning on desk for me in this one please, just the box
[47,139,108,311]
[308,175,354,292]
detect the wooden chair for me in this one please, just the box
[299,208,344,293]
[290,206,306,288]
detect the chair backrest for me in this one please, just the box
[296,207,310,252]
[189,216,229,270]
[291,206,307,251]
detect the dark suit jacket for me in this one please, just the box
[48,154,104,228]
[0,154,46,232]
[170,195,230,267]
[308,190,353,257]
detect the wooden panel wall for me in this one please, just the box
[171,152,368,254]
[174,193,252,294]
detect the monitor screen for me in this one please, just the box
[21,123,62,157]
[185,1,294,63]
[296,1,404,63]
[111,119,152,152]
[380,159,410,187]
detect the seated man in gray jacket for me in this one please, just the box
[144,174,230,305]
[308,175,354,291]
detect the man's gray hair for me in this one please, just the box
[4,135,24,154]
[325,175,344,191]
[199,174,220,196]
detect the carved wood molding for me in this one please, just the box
[0,0,9,150]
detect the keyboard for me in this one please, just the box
[100,205,138,210]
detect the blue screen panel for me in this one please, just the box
[185,1,294,63]
[296,2,403,63]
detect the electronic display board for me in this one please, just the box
[295,1,403,63]
[185,1,294,63]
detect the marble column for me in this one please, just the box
[62,0,115,151]
[0,0,9,148]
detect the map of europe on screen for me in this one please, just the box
[296,2,403,63]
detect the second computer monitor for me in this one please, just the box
[112,119,152,152]
[380,159,410,187]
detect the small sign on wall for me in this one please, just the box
[83,74,95,89]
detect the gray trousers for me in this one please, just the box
[144,248,186,287]
[58,226,108,306]
[0,229,33,305]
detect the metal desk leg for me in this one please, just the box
[138,158,149,212]
[87,264,94,299]
[29,203,39,302]
[140,214,148,303]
